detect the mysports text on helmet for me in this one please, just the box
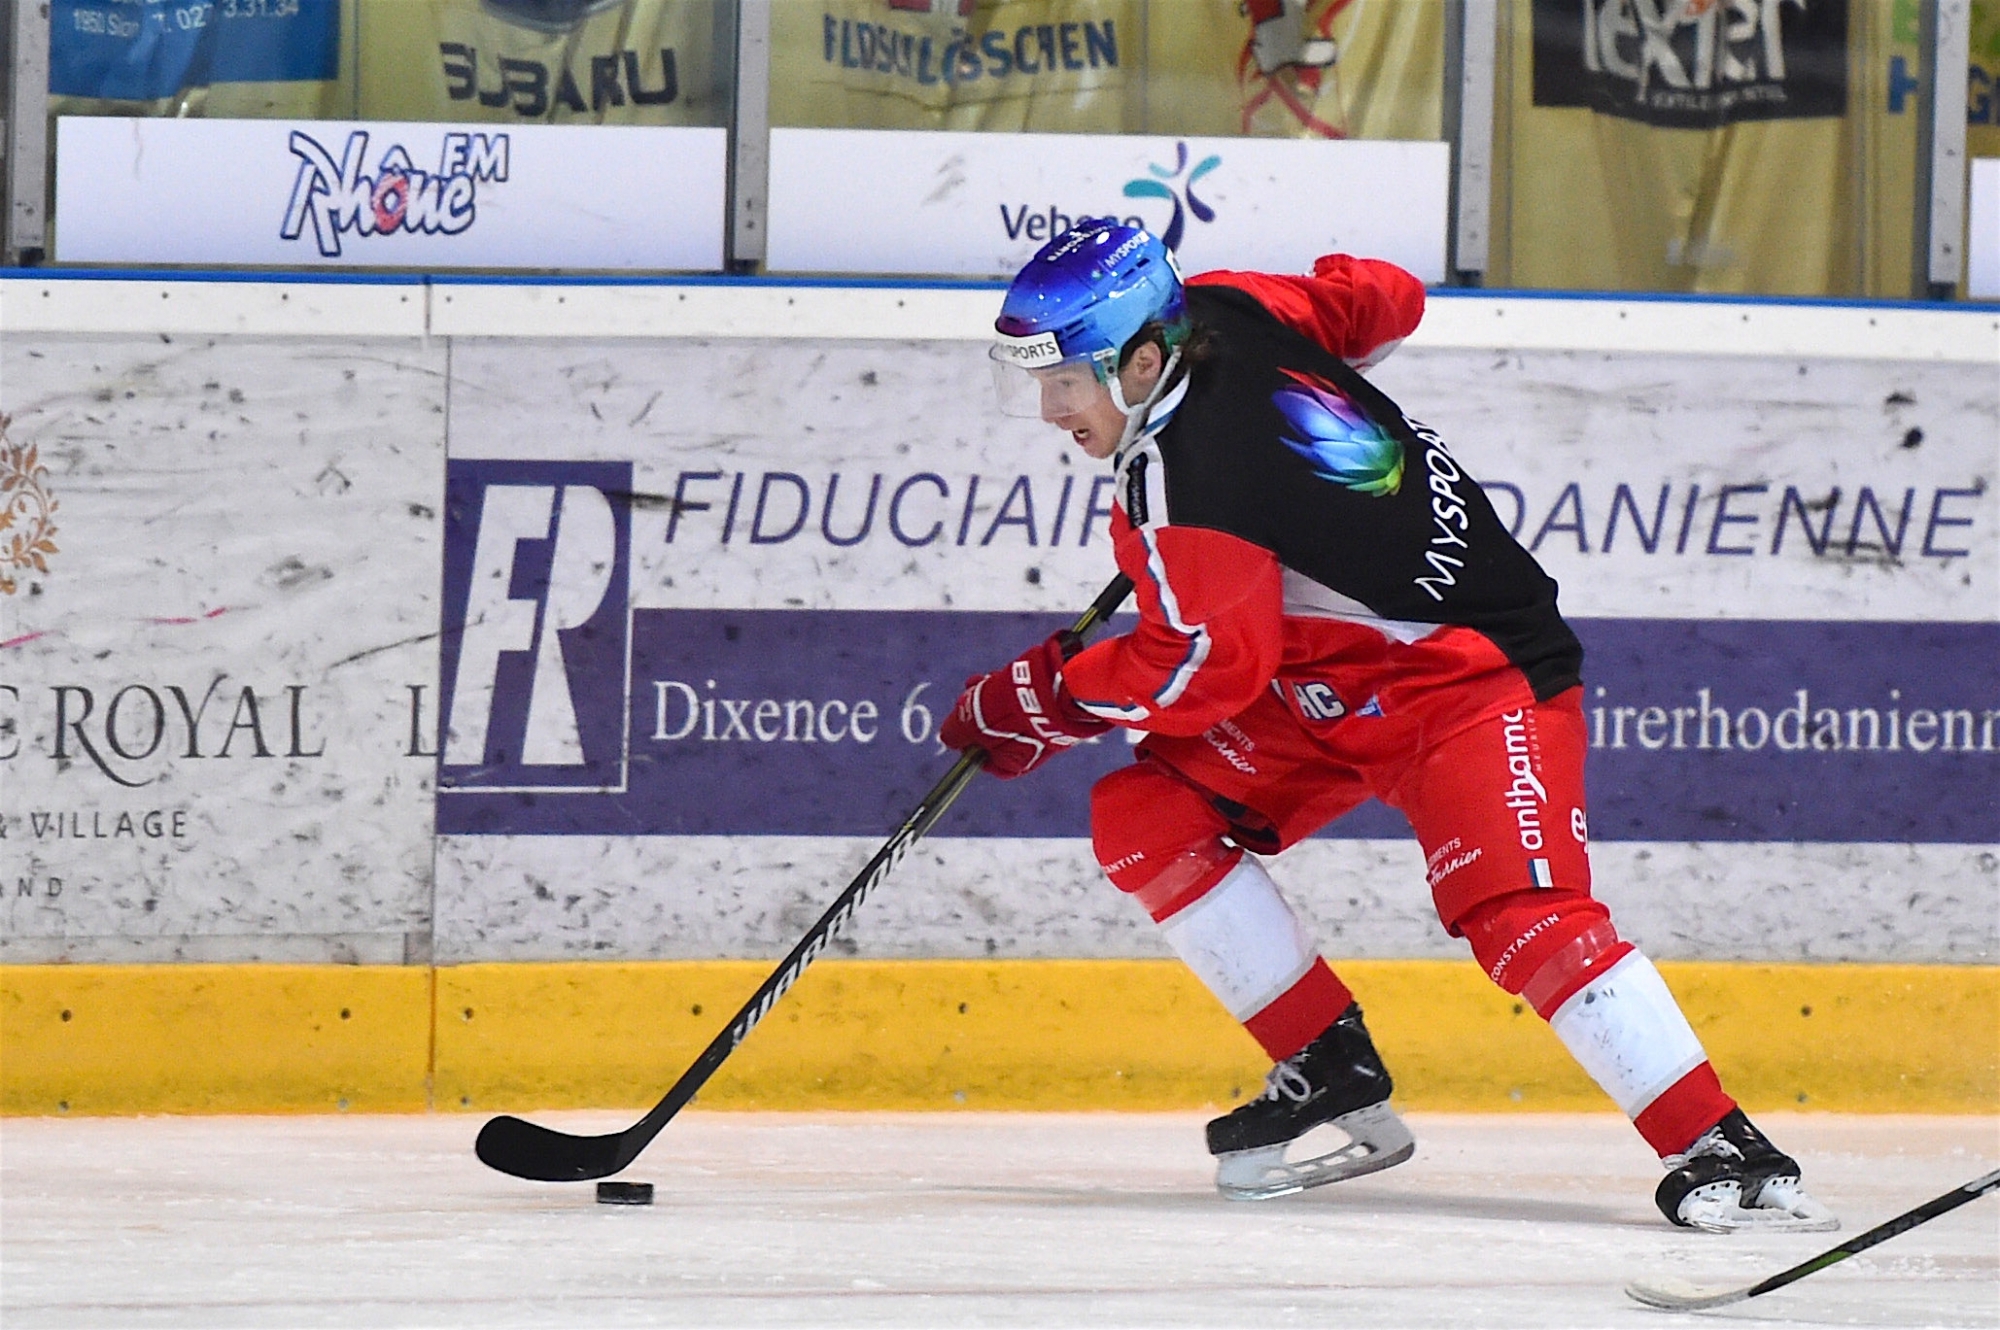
[990,218,1190,392]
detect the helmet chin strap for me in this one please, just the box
[1108,347,1183,456]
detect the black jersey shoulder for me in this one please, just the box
[1155,284,1583,699]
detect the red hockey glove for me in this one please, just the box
[939,633,1112,779]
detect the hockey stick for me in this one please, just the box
[1626,1168,2000,1311]
[475,573,1137,1183]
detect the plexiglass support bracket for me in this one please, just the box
[1916,0,1972,298]
[1444,0,1496,285]
[5,0,50,263]
[728,0,772,270]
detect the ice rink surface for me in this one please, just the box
[2,1111,1994,1329]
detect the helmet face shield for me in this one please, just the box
[989,352,1110,419]
[989,219,1186,426]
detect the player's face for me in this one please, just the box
[1045,342,1168,459]
[1035,365,1125,459]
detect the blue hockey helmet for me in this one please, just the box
[990,218,1188,418]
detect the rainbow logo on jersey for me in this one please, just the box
[1272,369,1404,497]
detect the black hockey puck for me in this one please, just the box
[595,1181,654,1206]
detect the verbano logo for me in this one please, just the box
[994,140,1223,251]
[998,205,1143,243]
[438,460,632,791]
[281,130,511,258]
[1531,0,1848,127]
[1122,141,1221,251]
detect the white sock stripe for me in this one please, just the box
[1232,953,1319,1025]
[1626,1052,1709,1121]
[1156,858,1318,1021]
[1548,951,1709,1120]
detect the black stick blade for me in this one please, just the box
[475,1114,631,1182]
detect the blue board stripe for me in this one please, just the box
[435,612,1998,843]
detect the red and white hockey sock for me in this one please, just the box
[1092,762,1350,1062]
[1545,951,1735,1156]
[1152,856,1353,1061]
[1462,891,1734,1156]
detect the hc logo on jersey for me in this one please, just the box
[439,460,631,790]
[1291,681,1346,722]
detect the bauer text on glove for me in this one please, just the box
[939,634,1113,778]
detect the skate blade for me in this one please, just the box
[1213,1101,1415,1202]
[1682,1179,1840,1235]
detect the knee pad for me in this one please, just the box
[1091,761,1239,922]
[1458,889,1632,1018]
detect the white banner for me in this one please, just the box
[1971,158,2000,300]
[54,118,727,271]
[2,339,444,964]
[440,340,1996,622]
[765,128,1449,281]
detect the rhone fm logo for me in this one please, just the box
[280,130,512,257]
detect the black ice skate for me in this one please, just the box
[1205,1002,1415,1201]
[1656,1108,1838,1233]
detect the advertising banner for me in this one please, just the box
[353,0,723,124]
[0,340,444,964]
[53,117,727,269]
[769,0,1445,143]
[50,0,341,101]
[1530,0,1848,128]
[1500,0,1990,297]
[779,0,1137,133]
[432,337,1996,836]
[1973,158,2000,299]
[764,128,1449,279]
[426,334,1994,962]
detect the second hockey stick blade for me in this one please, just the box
[1626,1167,2000,1311]
[475,573,1135,1184]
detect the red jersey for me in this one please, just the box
[1062,256,1582,743]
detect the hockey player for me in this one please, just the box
[939,218,1837,1233]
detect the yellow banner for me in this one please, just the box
[770,0,1440,140]
[772,0,1143,133]
[1495,0,1994,298]
[354,0,722,124]
[1971,0,2000,158]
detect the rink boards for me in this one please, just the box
[5,958,1996,1116]
[0,277,1994,1113]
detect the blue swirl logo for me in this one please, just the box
[1272,370,1404,497]
[1122,142,1221,252]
